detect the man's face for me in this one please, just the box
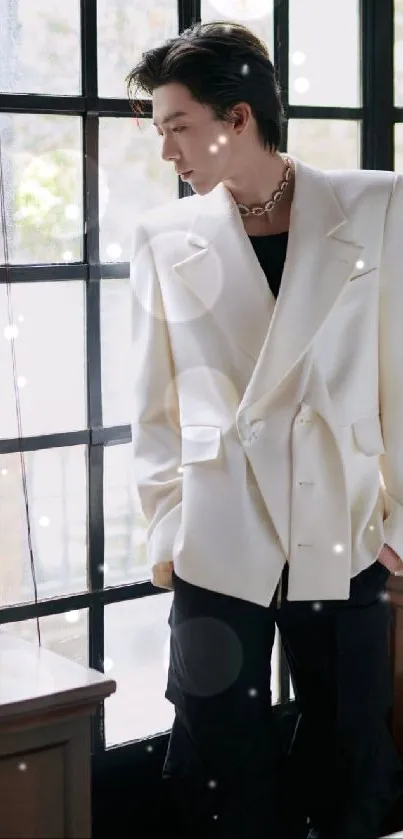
[152,82,233,195]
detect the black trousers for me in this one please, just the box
[162,561,403,839]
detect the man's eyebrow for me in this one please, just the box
[152,110,188,127]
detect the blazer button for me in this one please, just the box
[297,404,313,424]
[250,420,264,436]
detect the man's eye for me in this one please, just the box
[172,127,185,133]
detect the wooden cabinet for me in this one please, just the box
[0,631,116,838]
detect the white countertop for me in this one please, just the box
[0,630,116,721]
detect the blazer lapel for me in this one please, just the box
[241,158,364,413]
[172,182,275,365]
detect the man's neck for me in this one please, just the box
[224,152,291,210]
[241,203,291,237]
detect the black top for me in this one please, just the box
[248,231,288,300]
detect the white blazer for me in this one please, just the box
[130,157,403,605]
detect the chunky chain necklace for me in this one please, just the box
[236,155,293,219]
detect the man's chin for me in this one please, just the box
[190,176,220,196]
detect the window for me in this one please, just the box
[396,0,403,171]
[289,0,360,108]
[0,0,398,757]
[287,120,360,169]
[395,124,403,172]
[0,0,179,751]
[201,0,274,58]
[395,0,403,106]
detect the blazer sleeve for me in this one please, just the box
[130,222,182,589]
[379,173,403,560]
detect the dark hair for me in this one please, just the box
[126,21,284,151]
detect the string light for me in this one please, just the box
[0,134,41,646]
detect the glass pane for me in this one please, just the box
[395,0,403,106]
[104,594,174,745]
[101,279,131,427]
[0,282,86,439]
[104,443,148,588]
[0,446,87,607]
[201,0,274,60]
[0,114,83,265]
[97,0,178,99]
[289,0,360,107]
[287,120,360,169]
[0,610,88,667]
[0,0,81,95]
[99,118,177,263]
[395,124,403,172]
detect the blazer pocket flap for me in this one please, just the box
[181,425,222,465]
[352,415,386,456]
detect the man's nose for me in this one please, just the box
[161,136,179,162]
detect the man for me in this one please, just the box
[127,20,403,839]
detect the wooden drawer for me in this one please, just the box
[0,745,65,838]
